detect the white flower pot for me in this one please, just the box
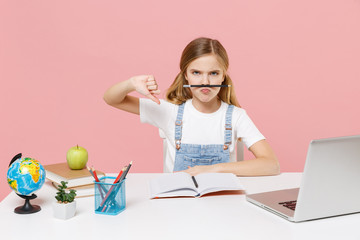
[52,201,76,220]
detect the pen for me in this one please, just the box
[192,176,198,188]
[183,85,231,88]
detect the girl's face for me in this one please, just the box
[185,54,225,104]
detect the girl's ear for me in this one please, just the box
[222,73,228,83]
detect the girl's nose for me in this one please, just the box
[201,74,210,84]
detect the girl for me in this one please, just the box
[103,37,280,176]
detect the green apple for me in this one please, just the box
[66,145,88,170]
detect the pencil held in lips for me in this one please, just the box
[183,85,231,88]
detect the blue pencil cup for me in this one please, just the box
[94,176,126,215]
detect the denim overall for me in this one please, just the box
[173,103,235,171]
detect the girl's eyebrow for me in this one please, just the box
[188,69,221,72]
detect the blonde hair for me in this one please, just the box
[166,37,240,107]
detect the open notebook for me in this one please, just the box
[149,172,244,198]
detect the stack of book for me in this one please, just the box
[44,163,105,198]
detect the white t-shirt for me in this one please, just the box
[140,98,265,172]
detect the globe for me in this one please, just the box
[7,157,46,195]
[7,153,46,214]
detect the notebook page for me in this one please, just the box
[153,189,198,198]
[149,172,196,198]
[195,173,244,195]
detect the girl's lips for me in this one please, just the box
[200,88,210,94]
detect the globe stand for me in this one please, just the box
[14,193,41,214]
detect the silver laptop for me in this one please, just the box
[246,135,360,222]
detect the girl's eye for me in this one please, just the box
[210,72,219,76]
[192,71,200,75]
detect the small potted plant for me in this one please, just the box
[52,181,77,220]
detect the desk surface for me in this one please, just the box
[1,173,359,240]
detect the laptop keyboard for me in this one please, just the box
[279,200,297,211]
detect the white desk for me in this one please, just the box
[1,173,359,240]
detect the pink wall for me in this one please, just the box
[1,1,359,201]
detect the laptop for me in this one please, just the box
[246,135,360,222]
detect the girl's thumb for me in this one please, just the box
[146,93,160,105]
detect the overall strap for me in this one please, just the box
[223,105,234,150]
[175,103,185,150]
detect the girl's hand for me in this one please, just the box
[130,75,161,104]
[182,165,213,176]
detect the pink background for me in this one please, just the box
[1,0,359,201]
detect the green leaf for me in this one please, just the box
[55,181,77,203]
[60,181,68,188]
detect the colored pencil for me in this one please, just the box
[113,167,126,183]
[91,166,100,182]
[87,166,98,182]
[99,167,126,207]
[118,161,132,183]
[87,166,105,198]
[100,162,133,211]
